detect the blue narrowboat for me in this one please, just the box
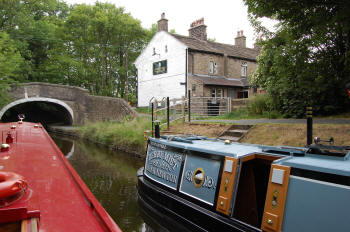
[137,135,350,232]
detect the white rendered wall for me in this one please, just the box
[135,31,187,107]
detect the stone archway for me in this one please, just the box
[0,97,74,124]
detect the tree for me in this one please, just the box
[61,3,147,99]
[245,0,350,117]
[0,1,149,104]
[0,32,25,107]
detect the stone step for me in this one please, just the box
[224,129,249,137]
[218,136,241,142]
[229,125,252,130]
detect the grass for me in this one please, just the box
[241,124,350,147]
[193,108,283,120]
[78,117,151,155]
[135,107,151,114]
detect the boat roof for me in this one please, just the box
[0,122,121,232]
[150,136,350,177]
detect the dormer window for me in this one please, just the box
[241,62,247,77]
[209,61,217,74]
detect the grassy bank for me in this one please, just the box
[78,117,151,156]
[241,124,350,147]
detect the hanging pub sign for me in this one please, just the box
[153,60,167,75]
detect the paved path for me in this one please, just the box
[192,118,350,125]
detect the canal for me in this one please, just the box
[50,133,148,232]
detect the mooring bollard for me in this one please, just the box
[154,120,160,138]
[306,106,312,146]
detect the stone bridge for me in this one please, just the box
[0,82,135,125]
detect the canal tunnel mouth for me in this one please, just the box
[1,101,73,126]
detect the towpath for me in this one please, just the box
[192,118,350,125]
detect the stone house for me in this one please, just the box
[134,13,260,107]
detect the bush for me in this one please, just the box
[247,94,274,115]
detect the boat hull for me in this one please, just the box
[137,167,260,232]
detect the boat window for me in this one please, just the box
[232,154,281,228]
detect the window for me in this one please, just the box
[217,88,223,98]
[153,60,167,75]
[153,47,156,56]
[211,88,223,98]
[209,61,217,74]
[192,84,196,91]
[165,45,168,53]
[241,62,247,77]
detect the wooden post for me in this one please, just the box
[188,90,191,123]
[154,99,158,120]
[151,103,154,138]
[167,97,170,130]
[181,96,185,123]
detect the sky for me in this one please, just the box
[64,0,276,48]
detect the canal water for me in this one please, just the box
[50,133,150,232]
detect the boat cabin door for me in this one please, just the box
[215,154,290,232]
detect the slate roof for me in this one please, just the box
[171,33,259,61]
[190,74,251,87]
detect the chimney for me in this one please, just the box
[157,13,168,32]
[235,30,246,48]
[188,18,207,41]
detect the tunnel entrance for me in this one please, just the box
[1,101,73,126]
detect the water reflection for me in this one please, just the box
[50,133,147,232]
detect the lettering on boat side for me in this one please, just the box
[144,143,183,190]
[180,155,220,205]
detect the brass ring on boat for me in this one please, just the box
[192,168,205,188]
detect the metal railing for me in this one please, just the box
[149,94,234,132]
[189,97,231,119]
[149,97,189,131]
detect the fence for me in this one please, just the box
[149,97,188,131]
[148,94,237,132]
[189,97,231,119]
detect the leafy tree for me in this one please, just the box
[0,32,25,107]
[0,1,149,104]
[146,23,158,42]
[62,3,147,98]
[245,0,350,117]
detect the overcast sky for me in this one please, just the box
[64,0,276,48]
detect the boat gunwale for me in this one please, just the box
[42,123,122,232]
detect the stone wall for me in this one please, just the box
[226,58,257,78]
[189,51,256,79]
[5,82,135,125]
[192,52,224,76]
[188,77,204,97]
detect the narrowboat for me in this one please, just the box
[0,122,122,232]
[137,135,350,232]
